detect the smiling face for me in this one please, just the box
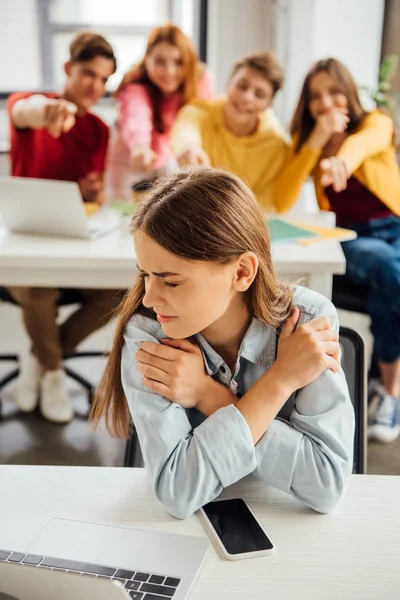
[224,66,274,127]
[64,56,115,110]
[145,42,185,95]
[308,70,348,120]
[134,230,256,340]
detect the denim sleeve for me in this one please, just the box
[121,321,257,519]
[252,297,355,514]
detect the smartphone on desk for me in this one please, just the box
[199,498,275,560]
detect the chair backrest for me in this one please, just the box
[339,326,367,474]
[124,427,144,468]
[332,275,369,314]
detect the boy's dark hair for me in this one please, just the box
[69,32,117,73]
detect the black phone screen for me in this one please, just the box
[202,498,274,555]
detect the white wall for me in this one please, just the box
[206,0,273,94]
[313,0,384,84]
[0,0,42,92]
[278,0,385,124]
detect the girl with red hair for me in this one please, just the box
[106,23,213,200]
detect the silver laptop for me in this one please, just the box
[0,516,209,600]
[0,177,121,239]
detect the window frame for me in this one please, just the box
[36,0,202,90]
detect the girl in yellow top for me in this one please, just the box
[272,58,400,444]
[170,52,289,210]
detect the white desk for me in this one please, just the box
[0,214,346,298]
[0,466,398,599]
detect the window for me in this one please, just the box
[0,0,196,93]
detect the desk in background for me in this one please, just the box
[0,465,398,600]
[0,213,345,299]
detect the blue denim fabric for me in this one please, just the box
[121,286,354,519]
[341,214,400,363]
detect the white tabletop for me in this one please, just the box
[0,216,346,289]
[0,466,398,599]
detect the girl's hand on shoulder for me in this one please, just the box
[135,338,209,408]
[129,146,157,172]
[271,307,340,395]
[177,147,210,168]
[320,156,351,192]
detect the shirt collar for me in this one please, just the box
[194,317,276,375]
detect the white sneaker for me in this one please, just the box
[14,353,41,412]
[368,391,400,443]
[40,370,73,424]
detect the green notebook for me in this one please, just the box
[266,218,318,244]
[112,201,137,217]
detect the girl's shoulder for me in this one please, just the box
[360,109,393,130]
[292,285,337,324]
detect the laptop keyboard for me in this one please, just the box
[0,549,181,599]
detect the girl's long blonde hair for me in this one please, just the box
[117,23,204,133]
[91,168,292,438]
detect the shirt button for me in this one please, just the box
[220,365,226,374]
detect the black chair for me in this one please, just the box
[124,426,144,468]
[0,286,108,416]
[332,275,369,313]
[339,326,367,474]
[124,326,367,473]
[332,275,380,379]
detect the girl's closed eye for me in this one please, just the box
[138,271,179,288]
[163,281,178,289]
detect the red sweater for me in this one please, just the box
[8,92,109,182]
[325,176,391,227]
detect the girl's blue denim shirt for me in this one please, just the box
[122,286,355,519]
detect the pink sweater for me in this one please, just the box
[106,69,214,200]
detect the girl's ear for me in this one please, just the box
[233,252,258,292]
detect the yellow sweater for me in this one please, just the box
[272,110,400,215]
[170,97,289,209]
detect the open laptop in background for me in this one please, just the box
[0,177,121,240]
[0,516,209,600]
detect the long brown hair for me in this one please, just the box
[91,168,293,438]
[116,23,203,133]
[291,58,366,152]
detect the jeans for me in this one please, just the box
[341,214,400,363]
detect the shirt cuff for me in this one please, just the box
[194,404,257,487]
[254,418,303,493]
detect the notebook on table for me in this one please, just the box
[266,217,356,245]
[287,220,357,245]
[266,217,318,244]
